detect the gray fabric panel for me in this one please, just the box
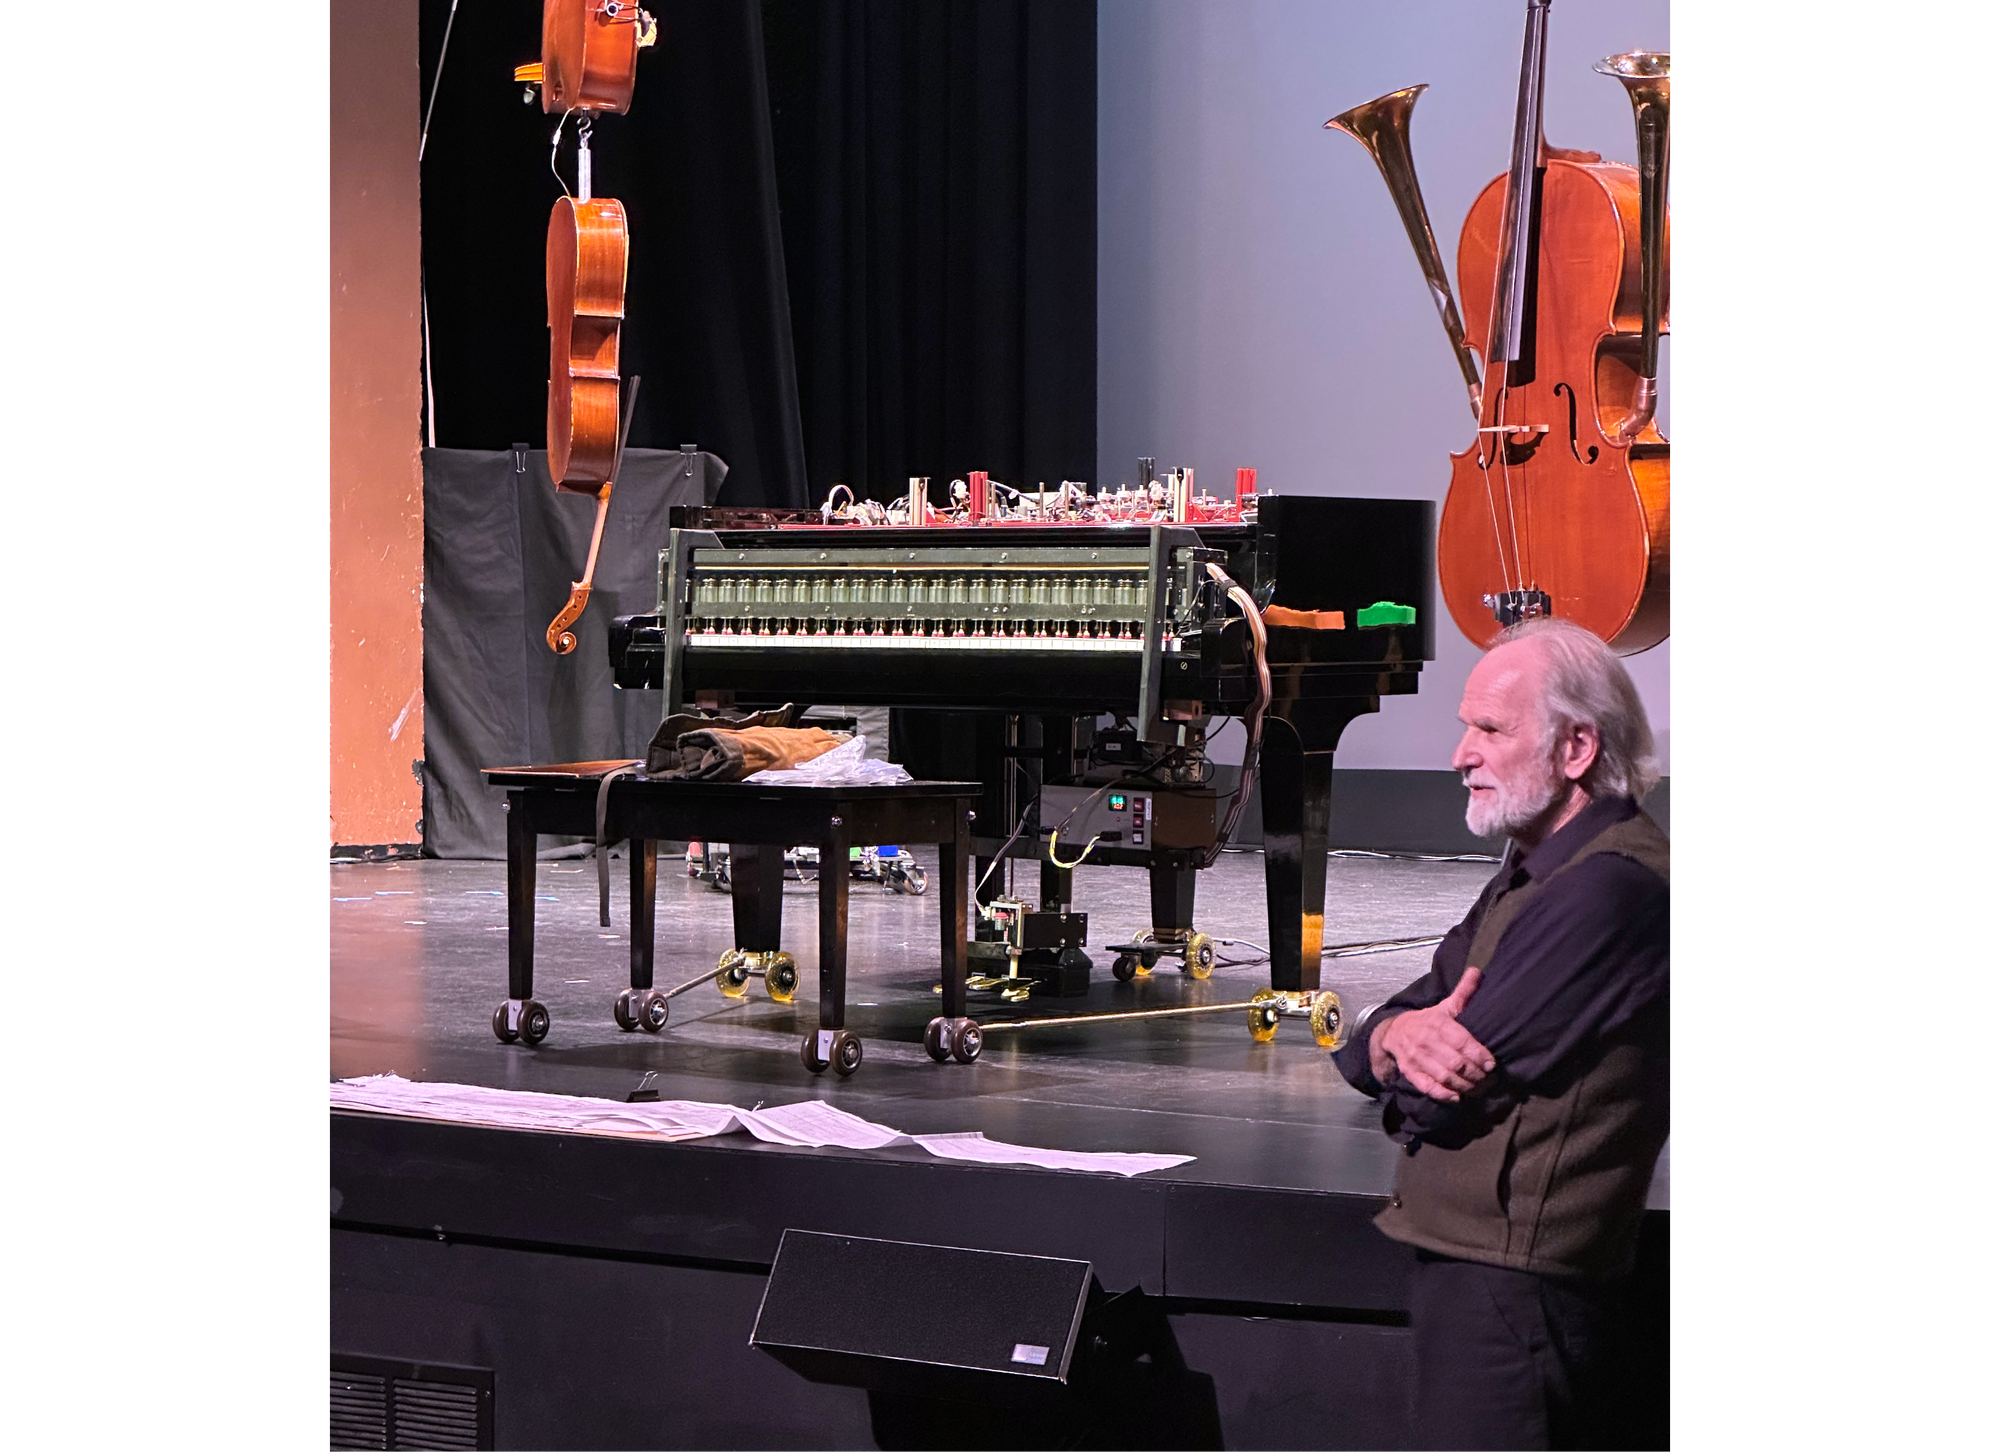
[421,447,723,858]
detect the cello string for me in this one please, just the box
[1493,377,1531,595]
[1476,380,1520,596]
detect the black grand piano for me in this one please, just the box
[609,491,1434,1001]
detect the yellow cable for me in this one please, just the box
[1046,828,1103,870]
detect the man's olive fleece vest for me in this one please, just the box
[1374,810,1669,1281]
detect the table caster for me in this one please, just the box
[949,1018,982,1064]
[802,1027,864,1075]
[831,1029,864,1077]
[519,1000,550,1046]
[1248,989,1281,1043]
[923,1016,954,1063]
[491,1003,519,1044]
[1184,932,1216,979]
[764,954,800,1003]
[1308,990,1344,1050]
[635,988,669,1033]
[717,950,752,998]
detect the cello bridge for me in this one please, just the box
[1482,589,1552,627]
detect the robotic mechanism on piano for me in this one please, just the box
[609,461,1434,1048]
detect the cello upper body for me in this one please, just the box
[1440,153,1670,655]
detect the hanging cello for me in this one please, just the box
[514,0,658,653]
[1328,1,1669,655]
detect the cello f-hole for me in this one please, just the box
[1552,381,1599,465]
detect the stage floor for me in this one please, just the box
[332,845,1666,1206]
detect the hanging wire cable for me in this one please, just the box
[418,0,463,164]
[417,0,464,447]
[548,108,577,200]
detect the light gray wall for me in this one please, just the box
[1099,0,1669,773]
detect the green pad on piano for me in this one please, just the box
[1357,601,1416,627]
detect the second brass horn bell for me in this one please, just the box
[1592,51,1670,444]
[1326,86,1483,418]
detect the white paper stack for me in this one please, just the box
[331,1074,1194,1177]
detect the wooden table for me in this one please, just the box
[480,765,984,1074]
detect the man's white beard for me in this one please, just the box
[1464,760,1567,839]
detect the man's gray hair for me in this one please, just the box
[1496,617,1661,800]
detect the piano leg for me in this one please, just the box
[1259,720,1332,992]
[729,843,786,953]
[1149,859,1197,938]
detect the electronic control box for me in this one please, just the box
[1040,784,1220,853]
[1042,784,1156,849]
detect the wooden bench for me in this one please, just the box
[479,765,983,1075]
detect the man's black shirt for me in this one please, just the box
[1331,794,1669,1147]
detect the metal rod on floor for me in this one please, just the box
[661,958,758,1001]
[980,1000,1266,1032]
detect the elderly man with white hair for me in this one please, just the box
[1332,616,1669,1452]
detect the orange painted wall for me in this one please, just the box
[331,0,425,846]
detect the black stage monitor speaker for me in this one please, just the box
[751,1230,1093,1403]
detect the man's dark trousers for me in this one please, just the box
[1410,1251,1625,1450]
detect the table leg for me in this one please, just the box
[938,809,970,1019]
[818,819,851,1030]
[730,843,786,952]
[628,836,656,990]
[506,793,537,1000]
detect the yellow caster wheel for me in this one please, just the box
[1247,989,1281,1043]
[1185,933,1215,979]
[717,950,752,998]
[1308,990,1345,1050]
[764,954,799,1003]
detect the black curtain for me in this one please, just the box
[416,0,808,506]
[762,0,1097,504]
[420,447,725,859]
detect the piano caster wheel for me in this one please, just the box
[764,955,800,1002]
[832,1030,864,1077]
[949,1018,982,1064]
[1111,954,1141,983]
[519,1000,550,1046]
[1308,990,1344,1050]
[1139,948,1160,971]
[491,1004,519,1044]
[1248,990,1281,1044]
[717,951,752,998]
[1184,933,1215,979]
[924,1016,953,1063]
